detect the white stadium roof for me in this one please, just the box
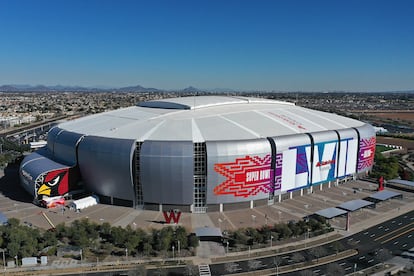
[58,96,365,142]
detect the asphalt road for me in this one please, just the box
[207,210,414,276]
[283,210,414,276]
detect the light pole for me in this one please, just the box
[270,235,274,248]
[125,248,128,260]
[273,257,279,276]
[172,245,175,260]
[177,240,180,257]
[80,249,82,263]
[0,248,5,271]
[226,241,229,254]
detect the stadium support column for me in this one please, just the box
[300,189,303,196]
[193,143,207,213]
[134,142,143,209]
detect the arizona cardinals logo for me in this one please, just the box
[37,169,68,197]
[214,155,272,197]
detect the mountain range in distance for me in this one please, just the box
[0,84,413,94]
[0,84,237,93]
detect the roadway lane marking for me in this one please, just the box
[381,227,414,244]
[374,221,414,242]
[408,234,412,238]
[339,262,346,266]
[392,220,396,223]
[313,269,321,273]
[364,231,369,235]
[402,244,407,248]
[359,256,366,260]
[398,222,403,225]
[384,228,389,231]
[393,241,399,245]
[378,226,383,229]
[345,267,352,271]
[370,234,376,237]
[368,259,374,263]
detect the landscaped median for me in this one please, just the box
[221,249,358,276]
[211,232,343,264]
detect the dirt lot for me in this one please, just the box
[377,136,414,150]
[364,111,414,121]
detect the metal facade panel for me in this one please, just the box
[336,128,358,177]
[271,134,312,193]
[53,130,83,166]
[19,151,70,197]
[206,139,272,204]
[78,136,135,202]
[308,131,339,185]
[140,141,194,205]
[356,124,376,172]
[47,126,63,153]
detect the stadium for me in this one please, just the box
[19,96,376,213]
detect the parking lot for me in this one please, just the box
[1,164,413,233]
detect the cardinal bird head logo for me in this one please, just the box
[37,169,68,197]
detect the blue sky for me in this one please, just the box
[0,0,413,91]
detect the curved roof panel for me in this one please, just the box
[58,96,365,142]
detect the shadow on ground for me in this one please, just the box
[0,163,33,203]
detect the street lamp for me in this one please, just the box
[0,248,6,271]
[172,245,175,260]
[125,248,128,259]
[273,257,279,276]
[270,235,274,248]
[80,249,83,262]
[305,229,310,248]
[226,241,229,254]
[177,240,180,257]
